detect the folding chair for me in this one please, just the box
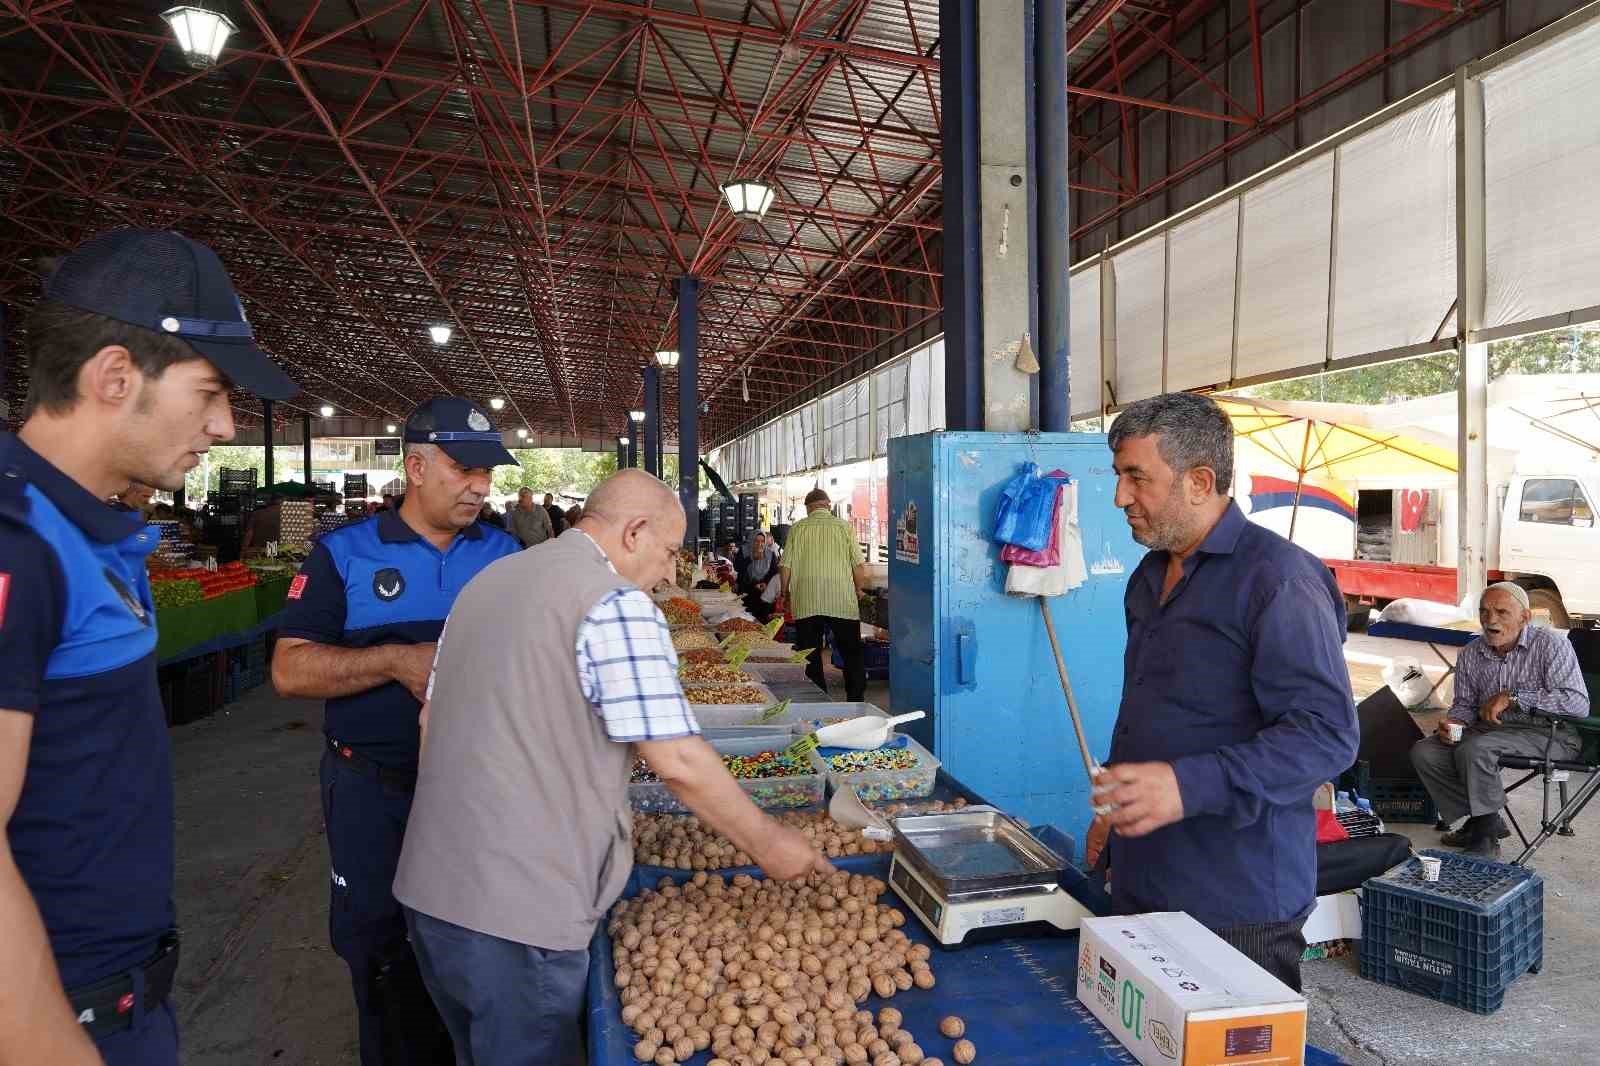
[1498,672,1600,866]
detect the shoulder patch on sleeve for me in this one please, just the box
[287,573,309,600]
[0,572,10,627]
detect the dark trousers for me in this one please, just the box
[1217,918,1308,993]
[96,1000,178,1066]
[320,750,450,1065]
[405,908,590,1066]
[794,615,866,702]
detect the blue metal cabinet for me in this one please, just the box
[887,432,1143,847]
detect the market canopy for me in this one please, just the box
[1213,395,1463,539]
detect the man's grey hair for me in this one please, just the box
[402,441,437,485]
[1107,392,1235,495]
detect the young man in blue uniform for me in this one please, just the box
[0,228,297,1066]
[272,397,519,1065]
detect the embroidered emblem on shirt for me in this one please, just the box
[373,567,406,602]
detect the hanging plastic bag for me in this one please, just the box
[1000,484,1064,567]
[993,463,1062,550]
[1006,481,1088,597]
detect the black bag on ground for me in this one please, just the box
[1316,833,1413,895]
[1350,685,1422,781]
[373,939,454,1065]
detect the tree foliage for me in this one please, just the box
[1246,327,1600,405]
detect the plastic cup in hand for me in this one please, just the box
[1446,722,1464,744]
[1419,855,1442,882]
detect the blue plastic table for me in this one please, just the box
[588,835,1346,1065]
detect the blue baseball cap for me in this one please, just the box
[43,228,298,400]
[404,397,519,469]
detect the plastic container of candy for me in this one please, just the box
[817,735,940,802]
[628,734,824,814]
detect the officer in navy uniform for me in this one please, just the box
[272,397,519,1065]
[0,228,297,1066]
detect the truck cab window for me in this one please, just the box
[1519,478,1592,526]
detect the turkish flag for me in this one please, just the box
[1399,489,1429,533]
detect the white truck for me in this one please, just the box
[1329,471,1600,628]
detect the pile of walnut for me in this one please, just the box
[633,799,970,871]
[611,870,953,1066]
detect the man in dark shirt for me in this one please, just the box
[544,492,568,536]
[273,397,520,1064]
[1088,392,1357,992]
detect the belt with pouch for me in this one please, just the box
[328,737,418,790]
[69,932,180,1039]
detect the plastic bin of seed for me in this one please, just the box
[819,735,941,802]
[628,734,824,814]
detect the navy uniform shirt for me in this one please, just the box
[0,433,173,989]
[278,507,519,769]
[1107,501,1357,930]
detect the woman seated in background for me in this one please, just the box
[740,531,781,622]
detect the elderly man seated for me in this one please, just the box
[1411,582,1591,857]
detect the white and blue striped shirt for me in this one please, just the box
[576,586,701,743]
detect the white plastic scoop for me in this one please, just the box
[813,710,926,751]
[827,783,893,841]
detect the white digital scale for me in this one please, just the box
[887,806,1091,947]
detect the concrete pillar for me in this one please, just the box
[643,365,661,477]
[940,0,1045,432]
[1455,69,1489,603]
[1035,0,1071,432]
[677,276,700,546]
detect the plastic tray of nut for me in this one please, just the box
[588,825,1345,1065]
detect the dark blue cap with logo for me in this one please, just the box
[404,397,519,470]
[43,227,298,400]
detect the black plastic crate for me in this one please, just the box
[1360,850,1542,1014]
[1349,760,1439,824]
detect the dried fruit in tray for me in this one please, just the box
[715,617,765,635]
[660,597,702,625]
[677,661,750,684]
[681,683,769,705]
[677,647,727,665]
[670,629,717,651]
[632,800,970,868]
[630,749,810,785]
[826,748,920,772]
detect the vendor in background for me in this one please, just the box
[242,495,281,550]
[542,491,568,536]
[272,397,520,1066]
[1086,392,1356,992]
[396,470,832,1065]
[740,531,781,622]
[1411,583,1589,858]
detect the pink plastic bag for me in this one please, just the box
[1000,484,1062,567]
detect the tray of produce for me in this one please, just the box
[676,661,752,685]
[671,629,719,652]
[659,596,704,626]
[628,742,823,814]
[679,682,776,707]
[820,736,941,803]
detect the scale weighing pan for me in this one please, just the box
[891,806,1067,898]
[888,807,1085,946]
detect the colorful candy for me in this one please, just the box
[826,749,919,772]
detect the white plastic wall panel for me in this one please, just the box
[1331,94,1457,361]
[1165,200,1238,392]
[1068,268,1100,418]
[873,361,908,454]
[1235,154,1335,378]
[907,345,932,435]
[928,338,947,430]
[1112,239,1166,405]
[1483,16,1600,330]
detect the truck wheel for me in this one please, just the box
[1345,596,1370,633]
[1528,588,1571,630]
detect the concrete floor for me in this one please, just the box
[168,684,1599,1065]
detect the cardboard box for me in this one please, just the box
[1077,913,1307,1066]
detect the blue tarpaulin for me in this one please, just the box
[588,840,1346,1065]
